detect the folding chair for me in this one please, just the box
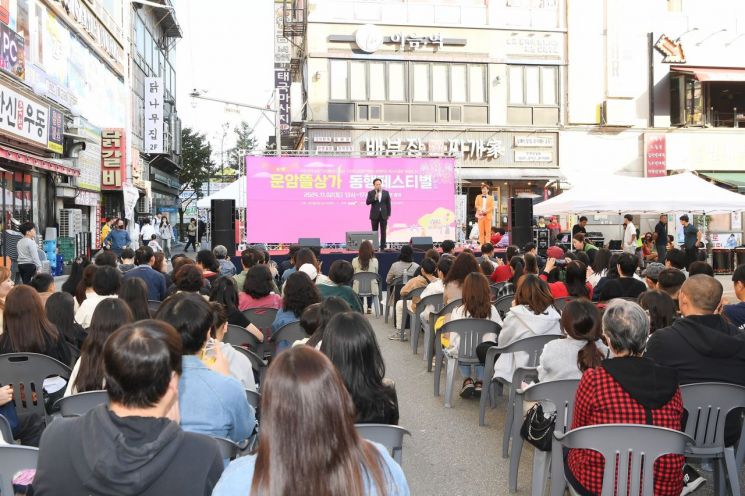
[53,390,108,417]
[680,382,745,496]
[232,346,267,386]
[424,299,461,372]
[0,414,13,443]
[212,436,241,461]
[268,322,309,357]
[0,445,38,496]
[356,423,411,464]
[224,324,264,357]
[493,294,514,319]
[411,293,443,355]
[242,307,278,341]
[384,277,404,326]
[399,286,425,340]
[352,272,383,317]
[433,319,501,408]
[552,297,573,314]
[0,353,72,425]
[508,379,580,494]
[553,424,692,496]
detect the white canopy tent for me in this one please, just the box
[196,179,246,209]
[534,172,745,216]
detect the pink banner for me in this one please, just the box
[246,156,456,243]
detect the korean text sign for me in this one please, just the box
[144,77,164,153]
[0,21,24,80]
[246,156,456,243]
[0,79,47,146]
[101,128,125,190]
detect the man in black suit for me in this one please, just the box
[366,178,391,250]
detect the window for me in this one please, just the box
[508,65,560,126]
[540,67,557,105]
[135,16,145,57]
[432,65,448,102]
[468,65,485,103]
[388,63,406,101]
[509,67,523,104]
[412,64,430,102]
[350,62,366,100]
[525,66,540,104]
[329,60,348,100]
[450,65,466,102]
[369,63,385,101]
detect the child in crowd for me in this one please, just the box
[148,234,163,253]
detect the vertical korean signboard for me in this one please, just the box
[101,128,125,190]
[144,77,164,154]
[274,67,290,134]
[644,133,667,177]
[47,108,63,153]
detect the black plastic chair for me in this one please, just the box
[0,353,71,424]
[232,346,268,386]
[53,390,108,417]
[268,322,309,357]
[224,324,263,357]
[147,300,161,314]
[242,307,278,341]
[493,294,514,319]
[0,445,38,496]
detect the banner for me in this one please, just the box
[0,21,24,79]
[274,67,290,133]
[101,128,125,190]
[710,233,741,249]
[144,77,164,153]
[0,80,48,146]
[246,156,456,243]
[47,107,63,153]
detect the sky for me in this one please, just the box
[174,0,275,164]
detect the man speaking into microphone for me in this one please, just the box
[366,178,391,250]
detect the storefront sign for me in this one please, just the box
[654,34,686,64]
[645,133,667,177]
[131,146,145,189]
[144,77,164,153]
[506,35,561,59]
[101,128,125,190]
[0,80,48,146]
[274,67,290,132]
[514,136,554,147]
[0,1,8,25]
[364,137,505,159]
[47,108,63,153]
[0,22,24,80]
[74,190,99,206]
[330,25,466,54]
[274,4,290,64]
[514,150,553,162]
[57,0,123,66]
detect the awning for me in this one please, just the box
[699,172,745,193]
[149,154,180,174]
[0,144,79,176]
[458,168,564,181]
[670,65,745,82]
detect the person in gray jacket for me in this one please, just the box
[16,221,42,284]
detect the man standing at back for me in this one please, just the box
[680,214,702,270]
[622,214,637,254]
[474,183,494,245]
[572,216,588,237]
[366,178,391,250]
[123,246,167,301]
[654,214,669,264]
[33,321,224,495]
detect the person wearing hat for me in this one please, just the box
[474,183,494,246]
[643,262,666,290]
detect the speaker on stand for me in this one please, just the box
[211,199,236,252]
[509,197,534,249]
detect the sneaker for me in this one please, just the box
[473,381,483,398]
[460,379,475,398]
[680,464,706,495]
[388,331,407,341]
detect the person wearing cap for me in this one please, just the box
[724,264,745,331]
[475,183,494,246]
[643,262,665,290]
[546,245,565,260]
[298,262,331,286]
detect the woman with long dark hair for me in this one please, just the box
[588,248,611,288]
[65,299,133,396]
[61,255,90,297]
[196,249,220,283]
[213,346,408,495]
[541,259,592,299]
[537,299,609,382]
[306,297,352,348]
[119,277,151,321]
[271,271,321,334]
[209,276,264,342]
[321,312,399,424]
[74,264,98,310]
[638,289,677,335]
[46,292,86,348]
[352,240,379,310]
[442,252,481,304]
[592,253,621,301]
[0,285,72,365]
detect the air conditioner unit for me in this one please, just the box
[601,99,635,127]
[59,208,83,237]
[55,174,78,188]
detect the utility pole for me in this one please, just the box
[274,89,282,157]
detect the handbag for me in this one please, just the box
[520,402,556,452]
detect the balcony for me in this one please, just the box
[283,0,306,38]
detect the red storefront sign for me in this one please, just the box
[101,128,126,190]
[645,133,667,177]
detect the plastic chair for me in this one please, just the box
[552,424,692,496]
[508,379,580,494]
[399,286,425,340]
[268,322,309,357]
[356,423,411,464]
[383,276,404,325]
[53,390,108,417]
[224,324,264,357]
[493,294,514,319]
[245,389,261,411]
[491,282,515,302]
[433,319,501,408]
[213,436,241,461]
[242,307,278,340]
[680,382,745,496]
[352,272,383,317]
[147,300,161,314]
[0,414,13,443]
[0,445,38,496]
[411,293,444,355]
[232,346,267,386]
[0,353,72,424]
[479,335,561,457]
[424,299,461,372]
[552,297,573,314]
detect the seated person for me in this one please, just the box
[664,248,688,276]
[540,259,593,300]
[688,260,714,277]
[642,262,665,290]
[394,258,438,331]
[34,320,224,495]
[597,252,647,301]
[214,245,236,277]
[271,271,321,334]
[238,265,282,311]
[118,248,136,273]
[490,246,519,283]
[156,293,256,443]
[75,266,121,329]
[29,272,56,308]
[656,268,686,310]
[567,300,683,496]
[317,260,363,312]
[724,264,745,330]
[480,243,498,268]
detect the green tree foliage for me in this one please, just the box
[178,128,215,238]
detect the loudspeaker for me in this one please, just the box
[410,236,433,251]
[534,228,549,255]
[211,199,236,251]
[509,197,533,248]
[298,238,322,257]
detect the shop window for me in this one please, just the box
[328,102,354,122]
[507,65,560,126]
[670,75,744,128]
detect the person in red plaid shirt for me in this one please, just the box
[566,299,684,496]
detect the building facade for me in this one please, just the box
[288,0,567,228]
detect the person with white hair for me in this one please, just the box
[213,245,236,277]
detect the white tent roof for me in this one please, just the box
[196,179,246,209]
[534,172,745,216]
